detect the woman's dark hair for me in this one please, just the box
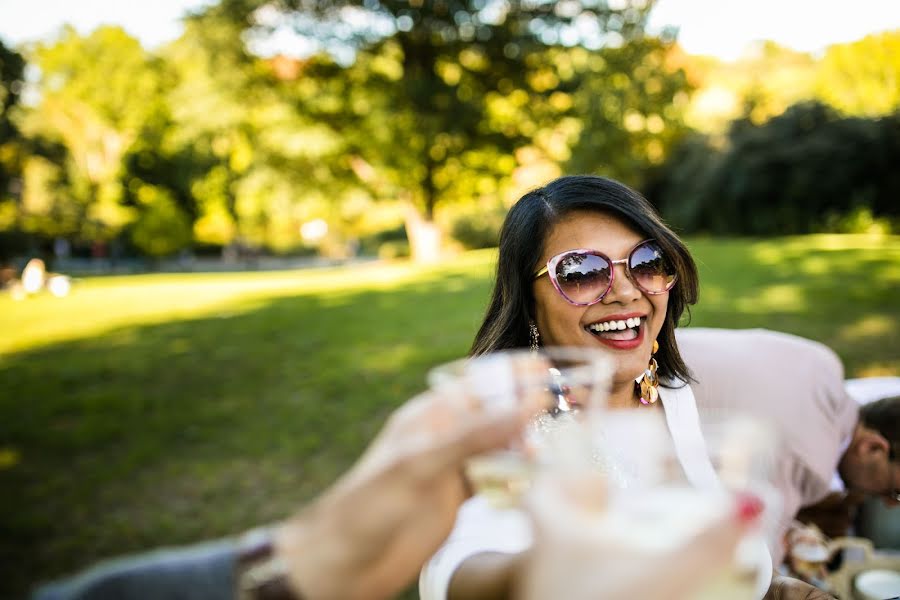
[470,174,699,385]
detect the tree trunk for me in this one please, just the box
[404,204,441,264]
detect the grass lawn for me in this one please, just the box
[1,234,898,598]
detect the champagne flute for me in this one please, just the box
[427,346,613,508]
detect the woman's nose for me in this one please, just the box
[602,263,641,304]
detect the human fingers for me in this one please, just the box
[407,387,545,479]
[768,576,836,600]
[346,385,530,488]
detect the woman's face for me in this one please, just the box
[531,210,670,389]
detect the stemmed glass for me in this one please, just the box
[581,410,779,600]
[427,346,613,508]
[695,417,781,600]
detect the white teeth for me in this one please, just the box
[589,317,643,333]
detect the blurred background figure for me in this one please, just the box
[21,258,46,295]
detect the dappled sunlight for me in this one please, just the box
[0,252,499,356]
[836,314,896,343]
[0,447,20,470]
[733,284,808,313]
[750,234,900,265]
[857,364,900,377]
[359,343,421,374]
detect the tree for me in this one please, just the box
[648,101,900,235]
[161,13,354,255]
[21,27,174,243]
[200,0,682,260]
[0,38,26,254]
[815,30,900,117]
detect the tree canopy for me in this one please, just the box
[0,8,897,262]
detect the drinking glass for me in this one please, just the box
[427,346,613,507]
[694,416,781,600]
[582,410,778,600]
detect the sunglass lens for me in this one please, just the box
[555,253,612,304]
[629,242,676,293]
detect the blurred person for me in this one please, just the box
[421,175,823,600]
[678,328,899,562]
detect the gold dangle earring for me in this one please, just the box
[529,320,540,353]
[638,339,660,405]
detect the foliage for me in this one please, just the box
[200,0,691,259]
[648,102,900,235]
[0,9,897,259]
[0,39,26,256]
[129,184,193,257]
[680,41,818,132]
[447,201,506,249]
[20,27,171,241]
[815,30,900,117]
[681,31,900,134]
[1,236,898,598]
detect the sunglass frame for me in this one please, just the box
[534,239,677,306]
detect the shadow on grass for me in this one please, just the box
[0,269,491,598]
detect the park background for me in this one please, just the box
[1,0,899,597]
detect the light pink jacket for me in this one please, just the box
[676,327,860,564]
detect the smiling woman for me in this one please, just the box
[470,175,699,410]
[420,175,785,600]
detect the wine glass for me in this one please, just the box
[580,410,778,600]
[427,346,613,507]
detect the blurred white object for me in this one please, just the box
[46,275,71,297]
[300,218,328,242]
[10,281,26,301]
[845,377,900,405]
[853,569,900,600]
[21,258,46,294]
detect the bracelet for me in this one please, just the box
[235,528,301,600]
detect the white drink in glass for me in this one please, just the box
[428,347,612,508]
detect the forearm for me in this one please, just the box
[448,552,522,600]
[33,540,238,600]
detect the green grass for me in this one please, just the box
[1,235,898,598]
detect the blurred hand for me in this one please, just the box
[517,473,763,600]
[274,388,542,600]
[764,575,835,600]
